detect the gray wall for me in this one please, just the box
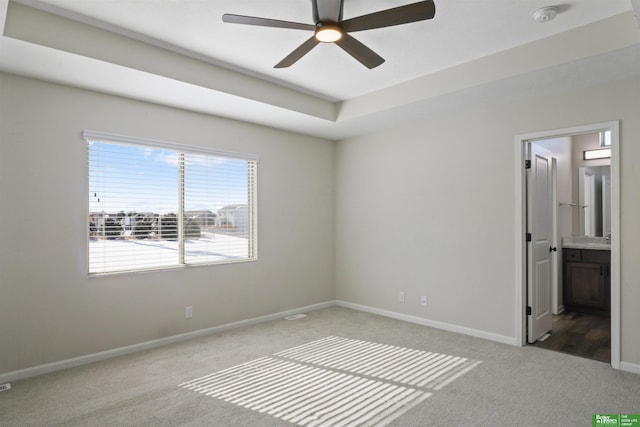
[3,71,640,376]
[0,73,336,374]
[335,74,640,366]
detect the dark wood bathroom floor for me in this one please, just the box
[531,312,611,363]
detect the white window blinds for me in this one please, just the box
[85,131,257,275]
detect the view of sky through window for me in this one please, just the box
[89,142,249,215]
[87,139,256,274]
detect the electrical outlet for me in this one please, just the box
[421,296,427,307]
[399,292,405,303]
[185,306,193,319]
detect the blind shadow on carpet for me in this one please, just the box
[179,336,482,426]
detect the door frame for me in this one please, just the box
[550,158,560,315]
[515,120,620,369]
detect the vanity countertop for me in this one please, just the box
[562,236,611,251]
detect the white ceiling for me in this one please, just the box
[1,0,640,139]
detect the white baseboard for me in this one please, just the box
[335,300,519,346]
[9,299,634,383]
[0,301,334,384]
[620,361,640,375]
[553,305,565,315]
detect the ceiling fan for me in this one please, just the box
[222,0,436,69]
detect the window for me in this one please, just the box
[600,130,612,147]
[86,131,257,275]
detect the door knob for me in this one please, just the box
[550,246,557,252]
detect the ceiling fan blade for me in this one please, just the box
[312,0,343,23]
[341,0,436,33]
[335,34,385,69]
[223,14,316,31]
[274,36,321,68]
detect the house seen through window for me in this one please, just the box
[86,132,257,275]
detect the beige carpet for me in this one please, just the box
[1,306,639,426]
[179,336,481,426]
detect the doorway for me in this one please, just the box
[515,121,620,368]
[531,312,611,363]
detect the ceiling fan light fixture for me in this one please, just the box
[315,25,342,43]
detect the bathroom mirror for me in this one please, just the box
[578,165,611,237]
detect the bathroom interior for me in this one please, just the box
[531,130,612,363]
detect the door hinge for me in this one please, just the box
[526,306,532,316]
[525,160,531,169]
[526,233,532,242]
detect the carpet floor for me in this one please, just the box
[1,306,639,426]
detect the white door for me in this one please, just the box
[527,143,553,343]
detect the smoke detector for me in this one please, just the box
[533,6,559,23]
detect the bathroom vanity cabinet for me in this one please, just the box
[563,248,610,315]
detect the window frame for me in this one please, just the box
[84,130,258,276]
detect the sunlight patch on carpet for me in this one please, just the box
[180,357,430,426]
[179,336,481,426]
[276,336,482,391]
